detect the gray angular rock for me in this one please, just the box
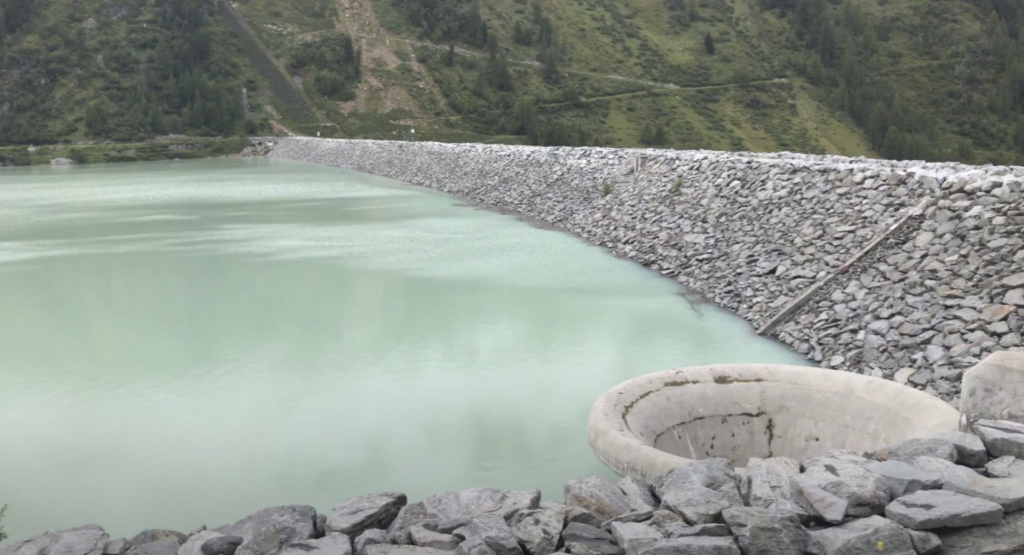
[635,538,739,555]
[655,460,741,506]
[616,478,657,513]
[937,510,1024,555]
[608,523,661,555]
[281,535,353,555]
[561,523,620,555]
[202,537,245,555]
[103,541,127,555]
[130,538,180,555]
[740,458,808,520]
[659,487,733,525]
[811,516,915,555]
[913,455,1024,511]
[390,490,538,544]
[326,494,407,537]
[974,419,1024,458]
[884,490,1003,530]
[666,525,729,538]
[721,507,821,555]
[366,546,451,555]
[564,477,632,523]
[408,528,458,552]
[799,458,890,517]
[453,516,522,555]
[789,476,848,524]
[509,509,563,555]
[601,512,652,528]
[645,511,686,539]
[180,532,225,555]
[875,438,957,464]
[863,460,943,498]
[2,527,110,555]
[986,456,1024,478]
[1004,289,1024,306]
[353,531,389,555]
[906,531,941,555]
[128,532,185,549]
[452,539,495,555]
[930,432,988,467]
[215,507,318,555]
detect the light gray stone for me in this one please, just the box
[659,487,733,525]
[366,546,451,555]
[561,523,620,555]
[1004,289,1024,306]
[811,516,915,555]
[103,541,128,555]
[1004,273,1024,288]
[654,459,741,507]
[885,490,1003,530]
[875,438,957,464]
[608,523,661,555]
[937,510,1024,555]
[913,455,1024,511]
[790,476,847,524]
[129,532,186,549]
[215,506,318,555]
[565,477,632,523]
[326,494,407,537]
[986,456,1024,478]
[975,419,1024,458]
[354,531,390,555]
[906,530,941,555]
[864,460,943,498]
[635,538,740,555]
[281,535,353,555]
[721,507,821,555]
[452,516,522,555]
[799,458,890,518]
[961,351,1024,424]
[616,478,657,513]
[931,432,988,467]
[740,457,808,520]
[131,539,180,555]
[390,490,538,544]
[452,539,495,555]
[179,533,225,555]
[2,527,110,555]
[509,509,563,555]
[408,528,458,552]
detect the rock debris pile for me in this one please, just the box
[6,420,1024,555]
[266,138,1024,404]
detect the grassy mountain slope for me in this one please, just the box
[2,0,1022,164]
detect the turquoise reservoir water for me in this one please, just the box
[0,158,806,541]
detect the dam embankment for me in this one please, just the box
[264,137,1024,404]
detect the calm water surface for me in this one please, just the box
[0,158,806,541]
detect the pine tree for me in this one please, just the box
[653,125,668,145]
[704,32,715,54]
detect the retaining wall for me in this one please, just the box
[266,138,1024,404]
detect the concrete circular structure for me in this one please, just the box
[588,364,961,482]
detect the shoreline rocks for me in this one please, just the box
[264,137,1024,404]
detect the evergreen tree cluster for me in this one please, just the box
[291,33,362,101]
[390,0,489,48]
[664,0,697,31]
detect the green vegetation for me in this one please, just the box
[3,0,1024,163]
[0,504,7,543]
[0,137,251,166]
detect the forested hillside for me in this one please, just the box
[2,0,1024,164]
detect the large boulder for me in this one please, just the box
[353,531,389,555]
[931,432,988,468]
[129,539,179,555]
[635,538,740,555]
[799,458,890,517]
[974,420,1024,459]
[863,460,943,498]
[720,507,821,555]
[452,538,495,555]
[937,510,1024,555]
[875,438,957,464]
[509,509,563,555]
[408,527,459,551]
[389,490,539,544]
[607,523,661,555]
[326,494,407,537]
[127,531,185,549]
[884,490,1004,530]
[913,456,1024,511]
[564,477,631,523]
[280,535,353,555]
[810,516,915,555]
[1,526,109,555]
[214,506,319,555]
[561,523,620,555]
[452,515,522,555]
[986,456,1024,478]
[906,531,941,555]
[654,460,741,507]
[202,537,245,555]
[740,458,808,520]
